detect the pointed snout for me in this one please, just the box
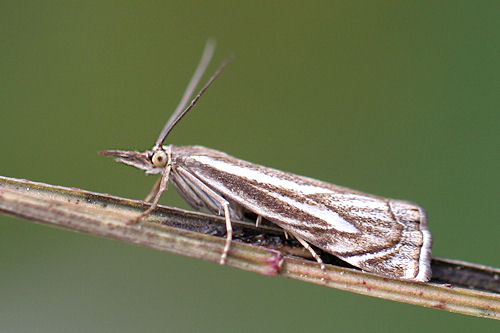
[99,150,136,158]
[99,149,159,172]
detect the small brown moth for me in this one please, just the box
[101,41,433,282]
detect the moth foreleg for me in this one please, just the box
[144,177,162,202]
[292,234,326,271]
[129,164,171,224]
[176,167,233,265]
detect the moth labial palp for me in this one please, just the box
[100,40,433,282]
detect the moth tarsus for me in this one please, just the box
[101,41,433,282]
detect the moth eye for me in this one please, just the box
[152,151,168,167]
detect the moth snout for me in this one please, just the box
[99,149,158,172]
[99,149,132,158]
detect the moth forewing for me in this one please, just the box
[169,145,433,281]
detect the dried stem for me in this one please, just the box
[0,175,498,319]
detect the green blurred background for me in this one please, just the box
[1,1,498,331]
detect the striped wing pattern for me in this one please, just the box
[171,145,432,281]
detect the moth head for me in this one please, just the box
[100,41,229,176]
[99,146,171,174]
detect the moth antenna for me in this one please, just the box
[155,40,232,148]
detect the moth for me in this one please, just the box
[101,41,433,282]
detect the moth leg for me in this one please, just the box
[129,164,171,224]
[255,215,262,227]
[220,204,232,265]
[292,234,326,271]
[145,177,162,202]
[176,167,233,265]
